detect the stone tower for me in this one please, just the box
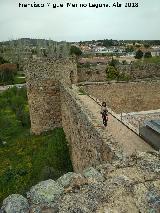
[24,58,77,135]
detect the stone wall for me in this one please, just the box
[25,57,77,86]
[117,63,160,79]
[77,63,160,83]
[60,85,122,172]
[26,80,62,134]
[77,65,106,82]
[25,58,122,172]
[24,58,77,134]
[24,58,158,172]
[1,151,160,212]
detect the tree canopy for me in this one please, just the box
[70,46,82,56]
[135,49,143,59]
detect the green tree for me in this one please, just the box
[0,64,17,84]
[135,49,143,59]
[144,43,150,48]
[106,66,119,80]
[122,60,127,65]
[0,56,8,64]
[144,51,152,58]
[109,57,119,67]
[70,46,82,56]
[125,46,134,53]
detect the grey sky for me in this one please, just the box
[0,0,160,41]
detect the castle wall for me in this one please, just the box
[24,58,77,134]
[77,65,106,82]
[77,63,160,82]
[117,63,160,79]
[60,85,121,172]
[24,58,156,172]
[27,80,61,134]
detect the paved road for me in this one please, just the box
[0,84,26,92]
[73,85,153,155]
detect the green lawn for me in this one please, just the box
[14,75,26,84]
[134,56,160,64]
[0,87,72,204]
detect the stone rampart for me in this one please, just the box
[24,58,77,134]
[77,65,106,82]
[77,63,160,83]
[117,63,160,79]
[1,151,160,212]
[60,85,123,172]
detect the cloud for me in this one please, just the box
[0,0,160,41]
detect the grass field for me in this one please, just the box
[134,56,160,64]
[0,87,72,204]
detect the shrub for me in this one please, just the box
[0,56,8,64]
[106,65,119,80]
[144,51,152,58]
[109,58,119,67]
[0,64,17,84]
[70,46,82,56]
[135,49,143,59]
[106,65,130,81]
[83,62,90,68]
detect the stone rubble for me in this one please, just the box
[1,151,160,213]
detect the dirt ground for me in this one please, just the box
[82,81,160,113]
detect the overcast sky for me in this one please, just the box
[0,0,160,41]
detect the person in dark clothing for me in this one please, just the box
[100,102,108,127]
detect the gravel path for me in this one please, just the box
[74,86,153,155]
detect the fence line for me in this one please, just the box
[83,90,140,135]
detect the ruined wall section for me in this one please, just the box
[24,58,77,134]
[60,85,122,172]
[77,63,160,83]
[77,65,106,82]
[26,80,61,134]
[117,63,160,79]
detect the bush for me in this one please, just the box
[70,46,82,56]
[135,49,143,59]
[106,65,119,80]
[0,56,8,64]
[0,64,17,85]
[83,62,90,68]
[106,65,130,81]
[109,58,119,67]
[144,51,152,58]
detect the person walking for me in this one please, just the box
[100,102,108,127]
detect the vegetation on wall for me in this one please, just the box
[0,87,73,204]
[106,65,130,81]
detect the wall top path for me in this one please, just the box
[71,85,153,156]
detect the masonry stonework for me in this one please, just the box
[24,58,77,135]
[60,85,122,172]
[77,65,106,82]
[77,63,160,83]
[24,58,154,174]
[117,63,160,79]
[25,58,123,172]
[1,59,160,212]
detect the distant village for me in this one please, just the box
[73,40,160,65]
[0,38,160,68]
